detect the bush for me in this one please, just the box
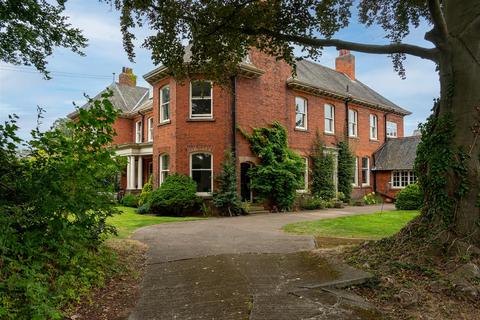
[337,141,355,201]
[311,132,336,200]
[212,152,244,216]
[395,183,423,210]
[149,174,201,216]
[136,202,151,214]
[121,194,138,207]
[299,195,327,210]
[138,175,153,206]
[363,192,377,205]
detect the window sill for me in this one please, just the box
[324,131,335,136]
[187,118,215,122]
[295,127,308,132]
[158,120,171,127]
[196,192,213,199]
[362,184,371,187]
[296,189,308,194]
[369,138,379,142]
[348,136,360,140]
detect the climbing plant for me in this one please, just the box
[213,151,243,216]
[310,132,335,200]
[337,141,355,202]
[239,122,304,211]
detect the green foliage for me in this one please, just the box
[0,0,87,78]
[299,195,327,211]
[239,122,305,211]
[148,174,201,216]
[395,184,423,210]
[336,192,346,202]
[310,132,336,200]
[120,194,139,208]
[363,192,377,205]
[337,141,355,201]
[212,152,244,216]
[138,175,153,206]
[0,91,122,318]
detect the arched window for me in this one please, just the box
[159,85,170,123]
[295,97,307,130]
[159,154,170,185]
[190,152,213,194]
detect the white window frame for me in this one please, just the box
[190,152,213,196]
[297,157,309,193]
[324,104,335,134]
[160,85,170,123]
[370,114,378,140]
[361,156,370,186]
[135,120,142,143]
[348,109,358,137]
[295,97,308,130]
[147,117,153,142]
[386,121,398,138]
[352,157,359,187]
[190,81,213,119]
[391,170,416,189]
[159,154,170,185]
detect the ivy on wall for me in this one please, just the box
[337,141,355,201]
[239,121,305,211]
[311,132,335,200]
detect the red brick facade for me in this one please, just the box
[114,51,407,200]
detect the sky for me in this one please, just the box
[0,1,439,140]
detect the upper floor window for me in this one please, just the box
[352,157,359,186]
[147,117,153,142]
[324,104,335,133]
[190,81,212,119]
[392,170,416,188]
[361,156,370,186]
[348,109,358,137]
[190,152,213,194]
[295,97,307,130]
[370,114,378,140]
[386,121,398,138]
[160,85,170,123]
[135,121,142,143]
[159,154,170,185]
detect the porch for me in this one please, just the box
[116,143,153,191]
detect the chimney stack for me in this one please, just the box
[335,50,355,80]
[118,67,136,87]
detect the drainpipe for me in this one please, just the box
[372,152,377,193]
[384,112,390,143]
[230,76,237,158]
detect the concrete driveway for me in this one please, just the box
[129,204,393,319]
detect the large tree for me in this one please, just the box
[110,0,479,249]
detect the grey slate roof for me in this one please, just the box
[373,136,421,171]
[68,82,149,118]
[294,60,410,115]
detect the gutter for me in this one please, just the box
[231,76,237,158]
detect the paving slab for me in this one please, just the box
[130,205,392,319]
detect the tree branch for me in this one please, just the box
[427,0,449,42]
[247,29,440,61]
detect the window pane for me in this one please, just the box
[325,105,332,119]
[295,98,305,113]
[191,81,211,97]
[296,113,305,128]
[192,153,211,169]
[161,155,169,170]
[161,86,170,103]
[191,99,212,115]
[162,103,170,121]
[192,170,212,193]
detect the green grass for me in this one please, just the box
[283,210,420,240]
[108,206,204,238]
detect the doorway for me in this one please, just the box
[240,162,253,202]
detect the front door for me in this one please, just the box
[240,162,252,202]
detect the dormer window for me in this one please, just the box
[190,81,212,119]
[135,121,142,143]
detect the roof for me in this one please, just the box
[292,60,410,115]
[373,136,421,171]
[68,82,149,118]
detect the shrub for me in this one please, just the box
[337,141,355,201]
[363,192,377,205]
[299,195,327,210]
[212,152,243,216]
[239,122,305,211]
[395,183,423,210]
[149,174,201,216]
[136,202,151,214]
[310,132,335,200]
[121,194,138,207]
[336,192,346,202]
[138,175,153,206]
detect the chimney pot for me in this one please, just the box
[335,50,355,80]
[119,67,136,87]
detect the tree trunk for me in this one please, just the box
[433,2,480,246]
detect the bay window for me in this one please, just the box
[190,81,212,118]
[190,152,213,194]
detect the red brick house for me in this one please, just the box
[69,49,413,201]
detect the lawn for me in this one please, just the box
[108,206,204,238]
[283,210,420,240]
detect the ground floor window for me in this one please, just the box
[159,154,169,185]
[297,157,309,192]
[352,157,359,186]
[190,152,212,194]
[391,170,416,188]
[361,157,370,186]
